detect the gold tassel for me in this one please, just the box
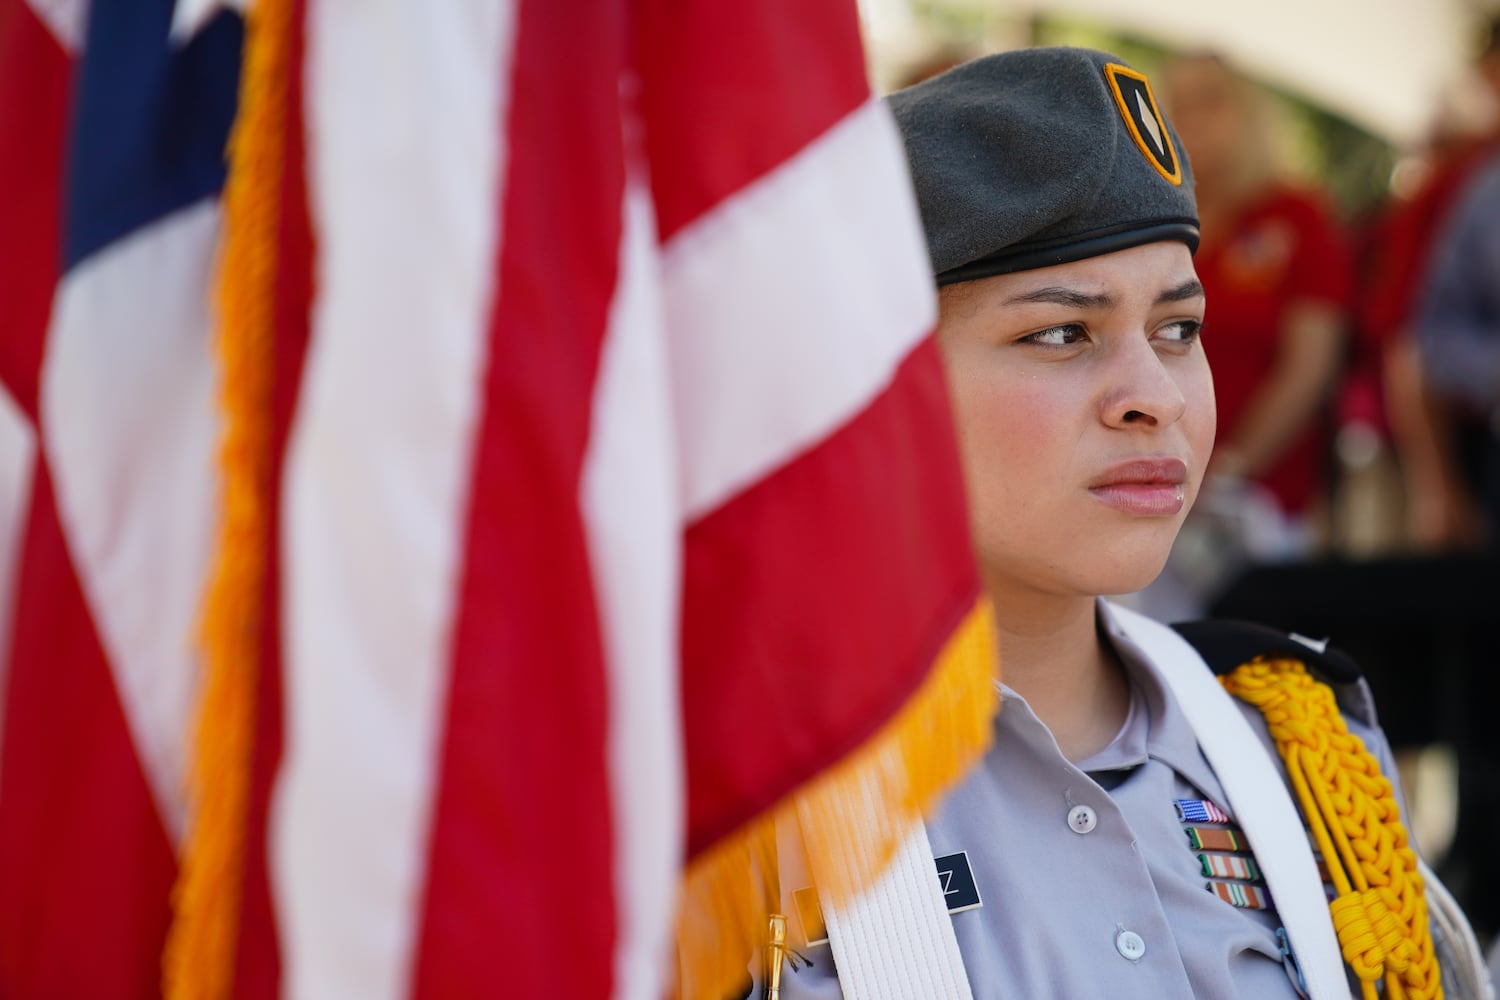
[162,0,292,994]
[1223,658,1441,1000]
[674,599,997,1000]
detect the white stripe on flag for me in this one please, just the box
[662,98,936,520]
[272,1,515,996]
[0,383,36,794]
[24,0,88,52]
[170,0,254,42]
[39,199,224,842]
[580,174,684,1000]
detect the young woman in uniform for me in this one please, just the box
[754,47,1485,1000]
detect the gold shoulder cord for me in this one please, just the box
[1222,658,1441,1000]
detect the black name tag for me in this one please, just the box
[934,851,982,914]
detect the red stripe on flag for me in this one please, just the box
[0,466,177,999]
[409,4,624,996]
[0,0,68,418]
[230,2,315,992]
[681,340,978,855]
[637,0,869,242]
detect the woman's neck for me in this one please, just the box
[985,582,1131,762]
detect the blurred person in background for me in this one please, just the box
[1157,54,1352,603]
[1382,17,1500,548]
[1414,139,1500,542]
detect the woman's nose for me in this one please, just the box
[1101,340,1187,429]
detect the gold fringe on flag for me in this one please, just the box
[674,599,998,1000]
[163,0,292,994]
[1223,659,1441,1000]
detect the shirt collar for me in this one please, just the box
[1096,597,1227,800]
[987,599,1231,805]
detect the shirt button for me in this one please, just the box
[1067,804,1097,834]
[1116,929,1146,961]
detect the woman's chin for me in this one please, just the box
[1076,544,1177,599]
[979,521,1185,603]
[983,554,1176,606]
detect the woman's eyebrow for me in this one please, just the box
[1001,278,1203,310]
[1155,279,1205,304]
[1003,287,1113,309]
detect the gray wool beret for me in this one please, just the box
[887,47,1199,285]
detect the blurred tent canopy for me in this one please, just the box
[861,0,1484,147]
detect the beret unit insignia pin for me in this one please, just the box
[1103,63,1182,186]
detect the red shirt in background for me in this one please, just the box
[1196,185,1353,515]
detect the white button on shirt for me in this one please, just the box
[1116,929,1147,961]
[1067,804,1097,834]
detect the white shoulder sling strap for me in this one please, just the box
[800,801,974,1000]
[1108,602,1350,1000]
[813,602,1357,1000]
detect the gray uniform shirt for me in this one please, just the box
[773,599,1392,999]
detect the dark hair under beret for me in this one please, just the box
[887,47,1200,285]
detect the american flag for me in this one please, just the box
[0,1,992,997]
[1176,798,1232,825]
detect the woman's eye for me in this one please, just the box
[1020,324,1087,347]
[1156,318,1203,344]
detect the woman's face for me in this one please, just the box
[936,241,1215,601]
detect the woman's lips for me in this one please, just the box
[1088,458,1188,516]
